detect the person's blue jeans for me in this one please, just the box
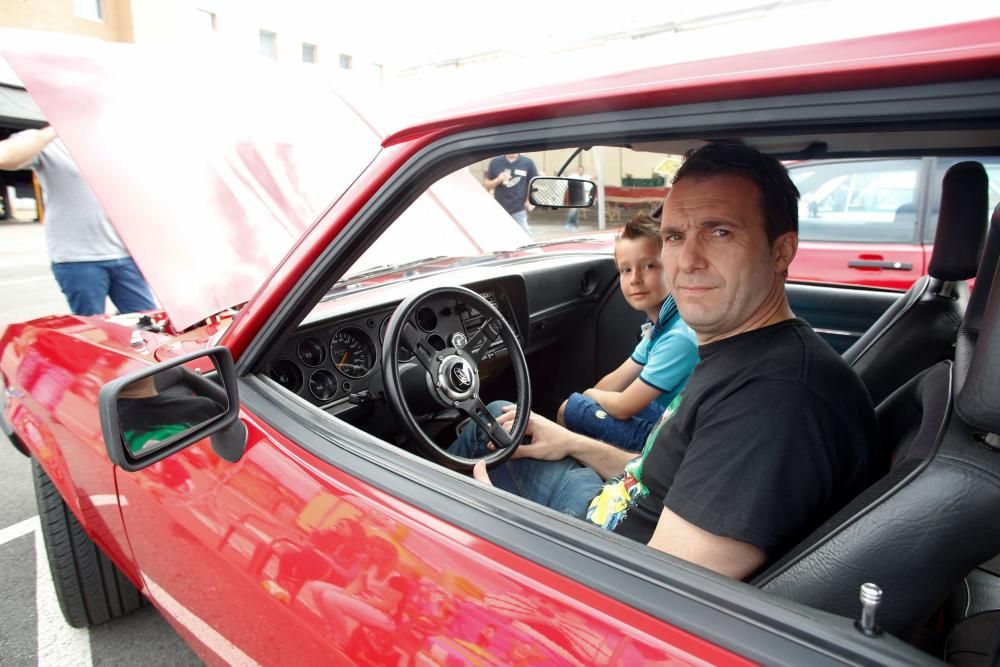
[448,401,604,517]
[510,210,531,235]
[565,208,580,230]
[562,392,662,452]
[51,257,157,316]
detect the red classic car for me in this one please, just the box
[2,20,1000,666]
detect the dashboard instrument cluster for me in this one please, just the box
[266,284,518,408]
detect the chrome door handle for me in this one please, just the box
[848,260,913,271]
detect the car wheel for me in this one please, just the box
[32,459,145,627]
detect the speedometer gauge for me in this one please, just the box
[330,327,376,378]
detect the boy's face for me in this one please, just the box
[615,236,668,314]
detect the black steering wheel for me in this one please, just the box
[381,286,531,472]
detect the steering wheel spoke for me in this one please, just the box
[458,397,514,450]
[467,316,503,364]
[400,321,435,373]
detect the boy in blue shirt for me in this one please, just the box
[558,214,698,451]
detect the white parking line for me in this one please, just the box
[0,515,38,545]
[0,517,94,666]
[34,522,93,666]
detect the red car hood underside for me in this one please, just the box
[1,31,527,331]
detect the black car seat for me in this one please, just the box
[751,202,1000,641]
[843,161,989,406]
[940,203,1000,665]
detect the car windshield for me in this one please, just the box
[338,147,679,283]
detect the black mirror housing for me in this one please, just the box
[528,176,597,209]
[98,346,246,472]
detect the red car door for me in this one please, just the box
[788,158,928,289]
[115,407,748,666]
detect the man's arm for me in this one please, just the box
[0,127,56,171]
[584,379,661,420]
[497,407,634,480]
[648,506,766,579]
[483,162,510,190]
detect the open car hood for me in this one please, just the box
[1,31,526,330]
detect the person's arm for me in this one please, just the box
[496,406,634,480]
[584,379,662,420]
[0,126,56,170]
[483,163,509,190]
[647,507,766,579]
[593,357,643,392]
[588,331,698,419]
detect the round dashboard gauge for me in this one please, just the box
[297,337,327,367]
[308,369,338,402]
[330,327,376,378]
[268,360,303,393]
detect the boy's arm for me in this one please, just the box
[593,358,642,392]
[584,379,661,420]
[0,127,56,171]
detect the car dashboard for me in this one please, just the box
[260,254,618,430]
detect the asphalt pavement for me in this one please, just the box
[0,220,201,667]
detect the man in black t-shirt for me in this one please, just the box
[484,153,539,235]
[468,142,878,579]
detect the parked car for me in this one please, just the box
[790,156,1000,288]
[2,19,1000,666]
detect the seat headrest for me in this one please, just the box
[928,161,989,282]
[957,251,1000,435]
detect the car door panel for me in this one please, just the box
[787,282,898,353]
[118,405,746,666]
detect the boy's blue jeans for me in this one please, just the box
[562,392,663,452]
[448,401,604,518]
[51,258,157,316]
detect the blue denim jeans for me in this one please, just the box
[51,258,157,316]
[448,401,604,517]
[562,392,663,452]
[565,208,580,229]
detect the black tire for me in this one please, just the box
[32,459,145,628]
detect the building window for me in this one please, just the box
[338,53,352,70]
[195,9,217,32]
[74,0,104,22]
[302,43,317,64]
[259,30,277,59]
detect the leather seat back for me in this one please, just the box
[754,204,1000,640]
[844,161,989,405]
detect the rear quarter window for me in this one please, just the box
[790,159,921,243]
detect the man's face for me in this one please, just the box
[660,174,795,343]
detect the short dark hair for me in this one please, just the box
[616,212,662,251]
[672,142,800,243]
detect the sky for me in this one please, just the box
[348,0,998,67]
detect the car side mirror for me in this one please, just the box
[529,176,597,209]
[98,346,246,472]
